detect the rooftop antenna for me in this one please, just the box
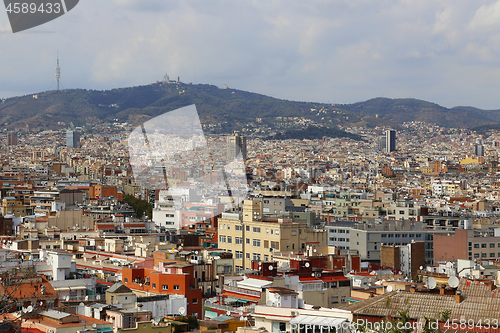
[55,51,61,91]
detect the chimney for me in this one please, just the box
[440,284,446,295]
[489,283,496,291]
[455,290,463,303]
[410,284,417,293]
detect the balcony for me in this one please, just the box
[223,285,261,298]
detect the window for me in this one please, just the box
[264,240,269,248]
[253,239,261,247]
[246,238,250,244]
[152,283,156,289]
[227,225,230,230]
[271,229,274,235]
[381,234,387,238]
[291,230,297,236]
[331,296,339,303]
[246,226,250,231]
[192,298,198,304]
[482,243,487,248]
[236,251,243,260]
[474,253,479,258]
[474,244,480,248]
[246,253,250,259]
[235,237,243,245]
[162,285,168,290]
[395,234,401,238]
[264,255,269,261]
[482,253,487,258]
[219,236,226,243]
[275,229,279,235]
[264,200,269,204]
[266,229,269,234]
[253,253,261,261]
[174,285,180,290]
[220,224,223,230]
[227,236,232,244]
[490,253,496,257]
[491,243,496,248]
[271,241,279,249]
[341,296,346,303]
[235,225,243,231]
[331,281,337,288]
[253,227,261,233]
[124,278,128,283]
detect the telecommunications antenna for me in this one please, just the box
[426,277,437,290]
[448,276,459,288]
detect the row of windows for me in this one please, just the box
[470,252,500,258]
[471,243,500,248]
[219,223,280,235]
[381,233,422,238]
[124,278,180,291]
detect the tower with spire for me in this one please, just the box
[55,51,61,91]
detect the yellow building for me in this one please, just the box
[2,197,28,217]
[217,200,327,273]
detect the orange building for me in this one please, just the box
[122,262,202,318]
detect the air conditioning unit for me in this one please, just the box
[291,311,298,317]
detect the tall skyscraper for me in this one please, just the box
[7,132,18,146]
[385,130,396,153]
[474,138,484,157]
[378,135,386,152]
[227,132,247,162]
[66,130,81,148]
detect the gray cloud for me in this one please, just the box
[1,0,500,109]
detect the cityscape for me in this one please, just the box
[0,86,498,332]
[4,1,500,332]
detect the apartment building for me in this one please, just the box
[327,220,451,265]
[217,200,327,273]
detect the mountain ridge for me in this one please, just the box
[1,83,500,132]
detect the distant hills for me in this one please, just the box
[2,83,500,135]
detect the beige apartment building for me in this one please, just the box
[218,200,327,273]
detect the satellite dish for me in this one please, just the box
[426,277,437,290]
[22,307,27,313]
[226,310,231,315]
[240,316,245,321]
[269,265,274,270]
[239,311,244,316]
[313,249,317,252]
[448,276,459,288]
[195,251,199,255]
[386,285,393,292]
[79,302,85,306]
[85,296,89,301]
[266,300,273,306]
[178,307,186,315]
[419,266,423,270]
[446,262,454,269]
[96,295,101,300]
[65,296,70,301]
[305,262,310,268]
[27,305,33,313]
[311,273,315,277]
[92,324,97,328]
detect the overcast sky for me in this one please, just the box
[2,0,500,109]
